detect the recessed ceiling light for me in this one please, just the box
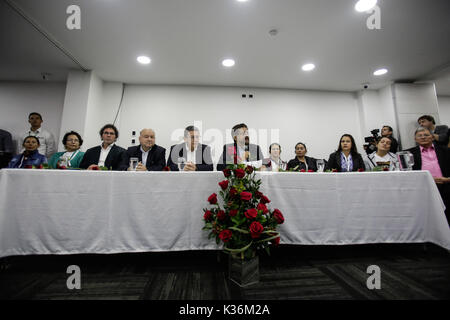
[355,0,377,12]
[301,63,315,71]
[222,59,235,67]
[236,0,249,2]
[137,56,151,65]
[373,68,388,76]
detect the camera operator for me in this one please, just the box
[381,125,398,153]
[363,129,381,155]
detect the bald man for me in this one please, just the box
[119,128,166,171]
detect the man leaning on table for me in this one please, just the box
[119,128,166,171]
[408,127,450,224]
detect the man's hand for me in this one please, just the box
[183,162,197,171]
[434,177,450,185]
[136,162,147,171]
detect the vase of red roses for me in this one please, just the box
[203,164,285,287]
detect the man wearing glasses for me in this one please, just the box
[409,127,450,224]
[79,124,125,170]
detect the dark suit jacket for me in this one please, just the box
[119,144,166,171]
[286,156,318,172]
[79,144,125,170]
[408,143,450,177]
[325,151,365,172]
[217,143,264,171]
[166,143,213,171]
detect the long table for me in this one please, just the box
[0,169,449,258]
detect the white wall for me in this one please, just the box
[112,85,363,163]
[437,96,450,126]
[0,81,66,154]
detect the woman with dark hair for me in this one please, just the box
[7,136,47,168]
[48,131,85,169]
[326,134,365,172]
[286,142,318,172]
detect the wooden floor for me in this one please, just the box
[1,244,449,300]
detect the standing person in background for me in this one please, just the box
[381,125,399,153]
[79,124,125,170]
[0,129,13,169]
[326,134,365,172]
[18,112,56,159]
[417,115,449,147]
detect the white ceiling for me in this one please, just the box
[1,0,450,94]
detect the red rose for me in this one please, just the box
[382,167,389,171]
[240,191,252,201]
[163,166,171,171]
[218,180,229,190]
[217,210,226,220]
[332,169,338,172]
[257,203,269,214]
[24,165,33,169]
[92,166,99,170]
[234,168,245,179]
[358,168,365,172]
[59,166,67,170]
[249,221,264,239]
[272,237,280,246]
[204,210,212,221]
[223,169,231,177]
[273,209,285,224]
[300,169,306,172]
[260,195,271,204]
[245,166,254,174]
[245,208,258,220]
[219,229,232,242]
[308,169,313,172]
[255,191,263,199]
[38,164,44,169]
[229,187,238,197]
[207,193,218,204]
[229,209,238,217]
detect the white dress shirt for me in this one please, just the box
[236,144,262,168]
[19,127,56,158]
[185,143,197,164]
[98,143,114,167]
[140,145,151,167]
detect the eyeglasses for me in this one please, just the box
[103,132,116,136]
[66,139,79,143]
[416,134,431,138]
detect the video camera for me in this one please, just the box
[363,129,381,155]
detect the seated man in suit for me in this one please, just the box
[167,125,213,171]
[217,123,264,171]
[79,124,125,170]
[119,128,166,171]
[408,127,450,224]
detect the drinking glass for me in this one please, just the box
[177,157,186,171]
[316,159,325,172]
[129,157,139,171]
[396,151,414,171]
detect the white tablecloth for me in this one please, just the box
[0,169,449,258]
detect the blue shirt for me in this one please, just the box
[7,150,48,168]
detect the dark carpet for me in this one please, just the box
[0,244,449,300]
